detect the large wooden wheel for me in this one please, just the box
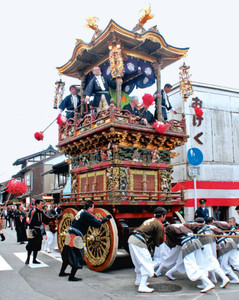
[57,208,77,252]
[84,208,118,272]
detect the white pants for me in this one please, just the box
[228,249,239,270]
[201,243,220,271]
[219,249,239,273]
[154,244,181,270]
[129,243,155,277]
[166,247,185,275]
[153,242,167,261]
[184,249,208,281]
[44,231,58,252]
[97,94,109,112]
[169,248,206,281]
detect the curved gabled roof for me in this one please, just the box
[57,19,189,78]
[13,145,59,166]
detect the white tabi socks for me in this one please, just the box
[138,275,155,293]
[227,270,239,283]
[199,275,215,293]
[214,267,230,288]
[134,273,150,287]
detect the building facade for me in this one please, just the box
[12,145,60,205]
[169,82,239,221]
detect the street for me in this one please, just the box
[1,227,239,300]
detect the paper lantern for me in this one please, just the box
[34,131,44,141]
[57,114,67,126]
[152,121,168,134]
[194,107,204,117]
[6,179,27,195]
[142,93,154,108]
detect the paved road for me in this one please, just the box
[1,227,239,300]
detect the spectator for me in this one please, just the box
[14,205,27,244]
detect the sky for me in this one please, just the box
[0,0,239,182]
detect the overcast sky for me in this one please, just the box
[0,0,238,182]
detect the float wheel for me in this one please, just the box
[57,208,77,252]
[84,208,118,272]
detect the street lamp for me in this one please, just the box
[53,78,65,109]
[179,62,193,102]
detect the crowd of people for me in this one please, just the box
[58,66,176,124]
[0,200,61,252]
[130,204,239,294]
[1,199,239,295]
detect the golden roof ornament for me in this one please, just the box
[85,16,102,40]
[133,4,154,31]
[179,62,193,101]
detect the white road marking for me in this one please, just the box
[40,250,62,262]
[14,252,49,268]
[0,255,13,271]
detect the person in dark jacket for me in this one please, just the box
[195,199,209,221]
[15,205,27,244]
[59,200,112,281]
[59,85,85,119]
[25,199,54,265]
[123,96,140,116]
[154,83,177,121]
[84,66,118,112]
[139,107,156,125]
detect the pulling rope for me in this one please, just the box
[196,233,239,238]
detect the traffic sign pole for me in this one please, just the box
[187,148,203,214]
[193,176,197,212]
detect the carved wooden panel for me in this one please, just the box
[78,170,106,193]
[129,169,158,191]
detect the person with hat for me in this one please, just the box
[195,199,209,221]
[58,85,86,119]
[128,206,167,293]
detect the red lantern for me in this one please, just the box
[34,131,44,141]
[152,121,168,134]
[194,107,204,117]
[142,93,154,108]
[6,179,27,195]
[57,114,67,126]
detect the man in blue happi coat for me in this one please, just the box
[84,66,117,113]
[59,85,85,119]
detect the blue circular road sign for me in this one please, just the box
[187,148,203,166]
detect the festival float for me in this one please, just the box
[55,7,190,271]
